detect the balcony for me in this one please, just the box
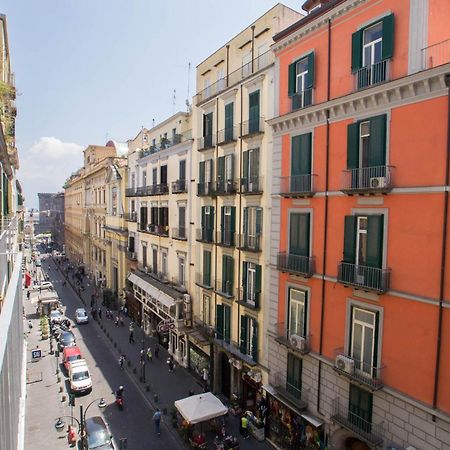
[331,398,384,447]
[155,183,169,195]
[138,222,148,232]
[215,180,237,196]
[236,234,261,252]
[291,89,313,112]
[341,166,394,194]
[192,316,215,339]
[172,227,187,241]
[197,182,216,197]
[125,187,137,197]
[195,50,274,106]
[172,179,188,194]
[195,228,214,244]
[146,224,169,237]
[333,351,383,391]
[217,126,238,146]
[195,272,213,290]
[215,279,234,299]
[274,323,311,355]
[270,371,309,411]
[126,250,137,261]
[337,262,390,294]
[422,38,450,69]
[240,176,263,195]
[216,230,235,247]
[355,59,390,90]
[236,288,260,310]
[277,252,315,278]
[139,130,192,157]
[279,174,316,197]
[124,212,137,222]
[214,337,258,366]
[242,117,264,137]
[198,135,215,151]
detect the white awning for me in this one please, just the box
[175,392,228,424]
[300,413,324,428]
[128,272,176,309]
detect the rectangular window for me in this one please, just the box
[221,206,235,246]
[152,168,157,185]
[142,245,147,268]
[221,254,234,296]
[288,53,314,110]
[248,90,260,134]
[289,213,310,257]
[178,206,186,238]
[243,207,262,250]
[242,52,251,77]
[178,256,186,287]
[240,316,258,361]
[160,165,167,185]
[202,294,211,325]
[287,353,302,398]
[179,160,186,181]
[224,102,234,141]
[128,236,135,253]
[288,289,307,338]
[216,304,231,342]
[349,384,373,432]
[161,250,168,277]
[142,170,147,187]
[203,250,212,287]
[291,133,312,192]
[203,112,213,147]
[152,248,158,274]
[242,262,261,307]
[242,148,260,192]
[201,206,214,242]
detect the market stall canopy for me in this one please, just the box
[174,392,228,424]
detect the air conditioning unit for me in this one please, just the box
[335,355,355,374]
[233,360,243,370]
[370,176,387,188]
[290,334,307,352]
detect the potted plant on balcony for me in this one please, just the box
[160,136,169,149]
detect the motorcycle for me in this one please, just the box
[115,394,124,410]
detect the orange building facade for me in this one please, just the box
[266,1,450,449]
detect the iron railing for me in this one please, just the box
[195,228,214,243]
[236,234,261,252]
[126,251,137,261]
[216,229,235,247]
[271,371,309,410]
[195,272,213,289]
[172,179,188,194]
[355,59,390,90]
[123,212,137,222]
[217,126,238,145]
[214,337,258,366]
[197,182,216,197]
[291,89,313,112]
[338,262,390,293]
[341,166,393,193]
[331,398,384,446]
[236,288,260,309]
[277,252,315,278]
[198,135,215,151]
[274,323,311,355]
[146,224,169,237]
[334,350,383,390]
[280,174,316,197]
[195,50,274,105]
[240,176,263,194]
[215,180,237,195]
[172,227,187,240]
[125,187,137,197]
[215,279,234,298]
[242,117,265,137]
[139,131,192,158]
[138,222,148,232]
[422,38,450,69]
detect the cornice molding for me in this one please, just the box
[268,64,450,136]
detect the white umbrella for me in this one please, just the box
[174,392,228,424]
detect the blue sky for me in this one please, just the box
[3,0,303,208]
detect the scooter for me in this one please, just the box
[115,394,124,410]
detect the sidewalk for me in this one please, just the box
[54,257,273,450]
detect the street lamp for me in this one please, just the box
[141,328,146,383]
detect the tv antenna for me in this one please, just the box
[172,89,176,114]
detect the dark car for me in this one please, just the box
[58,330,76,351]
[83,416,115,449]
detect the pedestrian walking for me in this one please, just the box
[98,308,102,320]
[153,408,162,436]
[119,355,125,369]
[146,347,152,361]
[140,349,145,362]
[167,355,174,372]
[129,330,134,344]
[115,316,120,327]
[202,368,209,392]
[120,316,124,326]
[240,414,249,438]
[26,290,30,300]
[154,344,159,358]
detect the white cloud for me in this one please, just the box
[19,137,84,208]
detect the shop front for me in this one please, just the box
[189,343,210,380]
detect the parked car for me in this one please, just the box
[83,416,115,449]
[50,309,63,324]
[75,308,89,324]
[58,330,76,351]
[33,281,53,291]
[69,360,92,395]
[35,259,42,267]
[63,346,82,372]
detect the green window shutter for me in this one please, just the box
[306,52,315,89]
[287,354,302,391]
[368,115,387,167]
[201,206,206,228]
[230,206,236,236]
[381,14,395,60]
[366,215,384,269]
[225,102,234,131]
[249,90,260,129]
[220,206,225,242]
[216,304,224,339]
[228,256,234,295]
[255,208,262,234]
[240,316,248,353]
[291,135,301,177]
[229,154,235,182]
[222,255,228,292]
[243,150,249,179]
[209,206,215,232]
[299,133,312,175]
[347,122,360,169]
[255,265,262,308]
[250,148,260,178]
[224,305,231,342]
[251,320,258,362]
[289,213,309,257]
[288,61,297,96]
[351,29,363,73]
[243,207,249,235]
[217,156,225,182]
[242,262,248,300]
[343,215,357,263]
[199,161,205,184]
[203,250,211,286]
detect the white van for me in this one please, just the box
[69,360,92,395]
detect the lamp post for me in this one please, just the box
[141,327,146,383]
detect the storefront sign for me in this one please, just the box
[31,349,42,361]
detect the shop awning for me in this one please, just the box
[300,413,324,428]
[175,392,228,424]
[128,272,176,309]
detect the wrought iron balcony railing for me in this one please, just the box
[123,212,137,222]
[215,279,234,298]
[146,224,169,237]
[279,174,316,197]
[241,117,264,137]
[214,337,258,366]
[216,230,235,247]
[172,179,188,194]
[126,250,137,261]
[274,323,311,355]
[217,126,238,145]
[215,180,237,195]
[337,262,390,293]
[291,89,313,112]
[341,166,393,194]
[139,131,192,158]
[236,234,261,252]
[277,252,315,278]
[172,227,187,241]
[198,135,215,151]
[155,183,169,195]
[331,398,384,446]
[355,59,390,90]
[197,182,216,197]
[236,288,260,310]
[240,176,263,194]
[271,371,309,411]
[195,272,214,290]
[195,228,214,244]
[334,350,383,390]
[422,38,450,69]
[138,222,148,232]
[125,187,137,197]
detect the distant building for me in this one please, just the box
[50,192,64,249]
[36,192,54,234]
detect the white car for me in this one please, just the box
[69,360,92,395]
[75,308,89,324]
[50,309,63,324]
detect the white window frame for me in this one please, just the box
[288,288,307,338]
[350,307,376,376]
[246,263,256,305]
[355,216,368,283]
[362,21,383,68]
[178,255,186,287]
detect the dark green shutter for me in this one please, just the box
[368,115,387,167]
[216,304,224,339]
[347,122,360,169]
[291,136,301,177]
[343,215,357,263]
[209,206,215,232]
[225,102,234,134]
[306,52,315,89]
[230,207,236,245]
[243,208,248,236]
[251,320,258,362]
[228,256,234,295]
[299,213,310,257]
[255,265,262,308]
[249,91,260,131]
[351,29,363,72]
[199,161,205,183]
[381,14,395,60]
[288,62,297,96]
[287,354,302,392]
[218,156,225,182]
[224,305,231,342]
[220,207,225,242]
[366,215,383,269]
[255,208,262,234]
[240,316,248,353]
[242,262,248,300]
[250,148,260,178]
[243,150,249,180]
[201,206,205,228]
[290,213,309,257]
[291,133,311,176]
[203,250,211,286]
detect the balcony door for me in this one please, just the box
[288,288,307,338]
[152,248,158,275]
[243,207,262,249]
[363,22,382,69]
[291,133,312,192]
[243,148,260,191]
[178,206,186,238]
[248,90,260,133]
[349,385,373,434]
[289,213,310,273]
[160,165,167,186]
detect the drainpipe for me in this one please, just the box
[432,73,450,414]
[317,18,332,417]
[226,45,230,88]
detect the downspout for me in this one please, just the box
[432,73,450,414]
[226,45,230,88]
[317,18,332,417]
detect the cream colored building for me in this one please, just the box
[190,4,302,402]
[125,111,193,366]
